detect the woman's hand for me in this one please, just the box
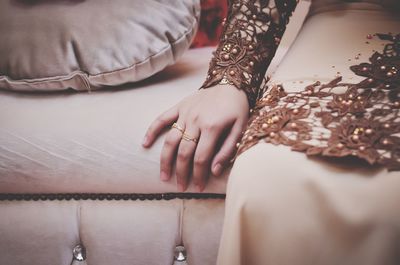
[142,84,249,192]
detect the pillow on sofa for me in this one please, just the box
[0,0,200,91]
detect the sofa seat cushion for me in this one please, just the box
[0,48,228,194]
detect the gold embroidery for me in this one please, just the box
[200,0,299,107]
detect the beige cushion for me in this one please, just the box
[0,0,200,91]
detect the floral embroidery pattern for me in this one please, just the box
[237,33,400,171]
[200,0,298,107]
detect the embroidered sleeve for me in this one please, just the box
[236,33,400,171]
[200,0,299,108]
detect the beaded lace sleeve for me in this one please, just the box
[200,0,299,108]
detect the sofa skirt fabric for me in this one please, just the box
[0,199,224,265]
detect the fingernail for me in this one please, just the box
[160,171,169,181]
[196,184,203,193]
[142,136,149,147]
[178,183,185,192]
[213,163,223,176]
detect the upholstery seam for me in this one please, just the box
[0,193,226,201]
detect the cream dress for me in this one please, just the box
[212,0,400,264]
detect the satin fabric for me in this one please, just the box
[217,3,400,265]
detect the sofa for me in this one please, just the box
[0,1,314,260]
[0,44,232,265]
[14,1,400,264]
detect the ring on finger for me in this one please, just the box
[182,132,199,144]
[172,122,185,134]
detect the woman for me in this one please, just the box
[143,0,400,264]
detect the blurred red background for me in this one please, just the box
[191,0,228,48]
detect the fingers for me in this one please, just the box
[142,106,179,148]
[159,120,184,182]
[211,120,245,176]
[192,129,221,192]
[175,127,200,192]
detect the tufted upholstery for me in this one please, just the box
[0,47,227,265]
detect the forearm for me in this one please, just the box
[200,0,298,108]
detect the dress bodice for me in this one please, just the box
[310,0,400,14]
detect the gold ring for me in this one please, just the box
[182,132,199,144]
[172,122,184,133]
